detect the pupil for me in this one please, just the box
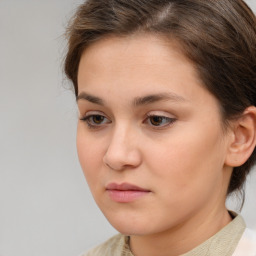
[93,115,104,124]
[151,116,162,126]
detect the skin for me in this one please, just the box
[76,34,236,256]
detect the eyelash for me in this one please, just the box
[80,114,111,129]
[145,114,176,128]
[80,114,176,129]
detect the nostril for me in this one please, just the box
[103,150,142,171]
[102,129,142,171]
[105,162,115,170]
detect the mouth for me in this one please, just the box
[106,183,151,203]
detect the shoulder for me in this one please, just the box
[79,234,130,256]
[232,228,256,256]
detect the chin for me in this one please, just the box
[103,212,160,236]
[111,223,150,236]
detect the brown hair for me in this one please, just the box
[64,0,256,195]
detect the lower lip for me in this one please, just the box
[107,190,150,203]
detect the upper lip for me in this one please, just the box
[106,182,150,192]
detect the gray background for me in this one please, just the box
[0,1,255,256]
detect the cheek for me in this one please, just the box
[76,127,105,182]
[144,124,226,190]
[142,133,226,220]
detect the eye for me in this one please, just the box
[146,114,176,127]
[80,113,111,128]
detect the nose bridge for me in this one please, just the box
[103,121,141,170]
[113,121,134,146]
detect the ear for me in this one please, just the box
[225,106,256,167]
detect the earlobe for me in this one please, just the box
[225,106,256,167]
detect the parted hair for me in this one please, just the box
[64,0,256,195]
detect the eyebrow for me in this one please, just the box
[133,92,187,106]
[76,92,187,106]
[77,92,104,105]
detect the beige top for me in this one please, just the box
[81,214,248,256]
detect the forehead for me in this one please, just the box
[79,34,191,71]
[76,33,223,118]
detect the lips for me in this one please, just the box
[106,182,149,191]
[106,183,151,203]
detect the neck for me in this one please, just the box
[129,207,232,256]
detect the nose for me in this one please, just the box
[103,125,142,171]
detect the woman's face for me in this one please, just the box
[76,34,232,236]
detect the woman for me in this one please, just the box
[64,0,256,255]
